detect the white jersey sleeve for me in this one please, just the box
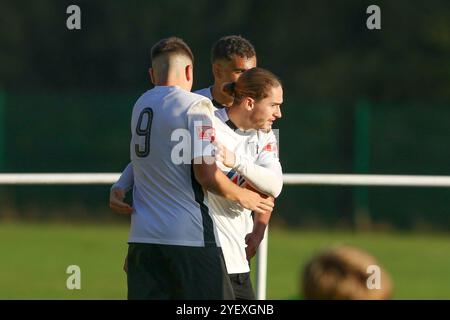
[112,162,134,192]
[187,99,216,160]
[232,130,283,198]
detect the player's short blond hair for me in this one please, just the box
[151,37,194,63]
[302,245,393,300]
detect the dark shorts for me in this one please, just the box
[228,272,255,300]
[127,242,235,300]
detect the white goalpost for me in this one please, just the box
[1,172,450,300]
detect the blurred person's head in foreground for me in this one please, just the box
[302,245,392,300]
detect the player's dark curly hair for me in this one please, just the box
[211,35,256,63]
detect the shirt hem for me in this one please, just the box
[128,237,219,247]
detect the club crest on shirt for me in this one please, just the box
[196,126,215,142]
[263,142,278,153]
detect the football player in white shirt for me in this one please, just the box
[122,37,274,300]
[197,36,279,299]
[111,36,281,300]
[208,67,284,299]
[112,67,284,300]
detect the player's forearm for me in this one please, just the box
[234,155,283,198]
[252,209,272,238]
[112,163,134,192]
[193,160,243,202]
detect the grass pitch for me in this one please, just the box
[0,222,448,299]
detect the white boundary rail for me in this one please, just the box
[2,173,450,187]
[1,172,450,300]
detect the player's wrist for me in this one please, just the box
[236,188,252,206]
[252,225,267,240]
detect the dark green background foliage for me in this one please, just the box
[1,0,449,229]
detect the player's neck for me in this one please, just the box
[153,75,191,91]
[211,83,234,107]
[227,107,251,131]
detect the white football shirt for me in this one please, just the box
[115,86,283,273]
[129,85,219,247]
[207,107,283,273]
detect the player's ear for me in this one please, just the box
[185,64,193,82]
[245,97,255,111]
[149,68,156,85]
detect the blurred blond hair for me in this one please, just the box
[302,245,392,300]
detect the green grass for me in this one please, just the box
[265,229,450,299]
[0,222,449,299]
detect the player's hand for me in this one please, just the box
[245,231,264,260]
[214,142,236,168]
[237,188,274,215]
[109,187,133,214]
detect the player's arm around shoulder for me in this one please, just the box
[192,160,274,216]
[187,99,274,215]
[255,129,284,196]
[186,96,215,119]
[215,129,284,198]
